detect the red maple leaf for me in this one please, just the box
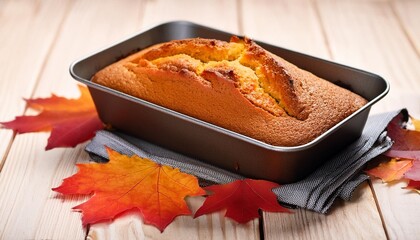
[0,85,103,150]
[406,180,420,192]
[194,179,291,223]
[53,148,205,232]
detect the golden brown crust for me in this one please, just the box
[92,37,367,146]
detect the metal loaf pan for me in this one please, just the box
[70,21,389,183]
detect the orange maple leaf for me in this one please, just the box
[366,158,413,182]
[53,148,205,232]
[194,179,291,223]
[0,85,103,150]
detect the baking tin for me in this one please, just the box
[70,21,389,183]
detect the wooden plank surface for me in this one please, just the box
[88,197,259,240]
[0,0,70,169]
[0,0,419,239]
[316,0,420,239]
[316,0,420,115]
[0,0,144,239]
[140,0,239,34]
[263,183,386,239]
[240,0,330,58]
[390,0,420,116]
[392,0,420,55]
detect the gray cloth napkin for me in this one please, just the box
[85,109,406,213]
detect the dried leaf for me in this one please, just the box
[53,148,205,232]
[194,179,291,223]
[0,85,103,149]
[406,180,420,193]
[368,114,420,193]
[411,116,420,131]
[366,158,413,182]
[384,114,420,160]
[404,160,420,181]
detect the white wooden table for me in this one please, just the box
[0,0,419,239]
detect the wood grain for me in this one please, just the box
[88,197,260,240]
[392,0,420,55]
[263,183,386,240]
[0,132,90,239]
[1,0,419,239]
[140,0,239,34]
[316,0,420,115]
[369,179,420,239]
[240,0,330,59]
[31,0,145,96]
[0,0,144,239]
[0,0,70,169]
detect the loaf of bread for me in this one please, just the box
[92,36,367,146]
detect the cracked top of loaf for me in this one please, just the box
[92,37,367,146]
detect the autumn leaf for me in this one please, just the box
[383,114,420,185]
[368,113,420,193]
[411,116,420,131]
[0,85,103,150]
[53,148,205,232]
[406,180,420,192]
[194,179,291,223]
[384,114,420,160]
[404,160,420,181]
[366,158,413,182]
